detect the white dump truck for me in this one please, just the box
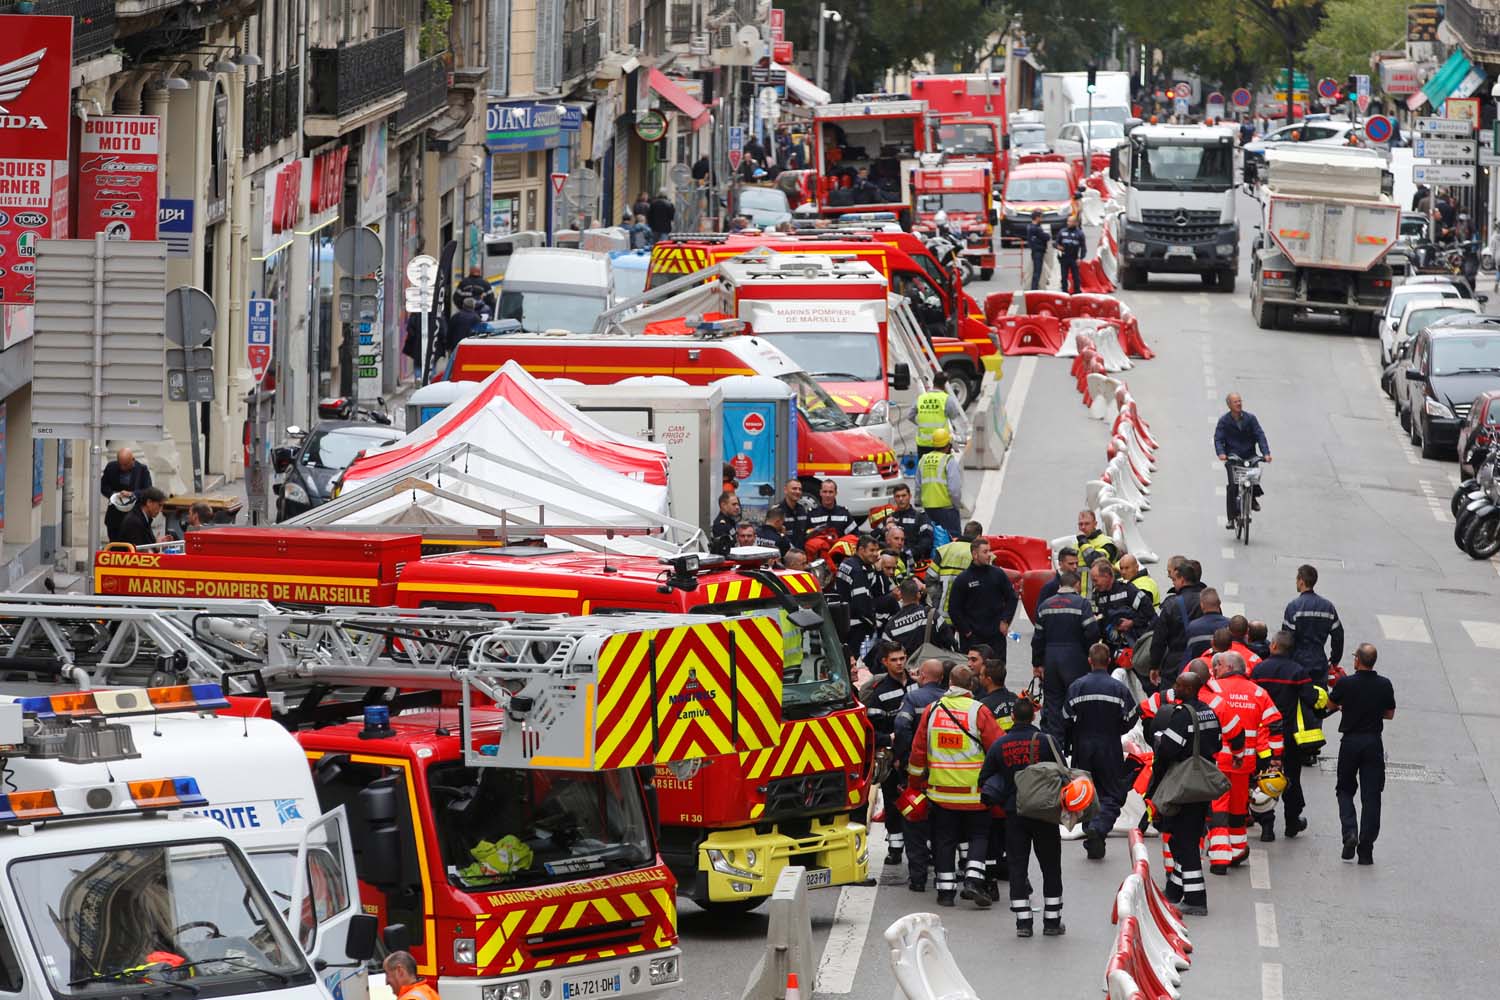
[1248,146,1400,333]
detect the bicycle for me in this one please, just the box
[1229,457,1263,545]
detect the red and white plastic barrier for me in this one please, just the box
[993,314,1064,356]
[1103,831,1193,1000]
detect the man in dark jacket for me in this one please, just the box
[456,266,494,314]
[1147,557,1207,689]
[447,297,483,351]
[807,479,857,538]
[1181,588,1231,665]
[1088,561,1154,650]
[1024,210,1050,290]
[1250,630,1318,841]
[1036,547,1080,607]
[100,448,153,543]
[893,657,947,891]
[979,697,1065,937]
[775,479,811,549]
[862,641,914,865]
[883,484,934,562]
[1149,669,1225,915]
[647,192,676,242]
[947,538,1018,660]
[1032,570,1100,737]
[1064,643,1137,859]
[834,535,882,659]
[1281,563,1344,687]
[1214,392,1272,528]
[116,487,166,548]
[709,491,740,556]
[1055,213,1086,294]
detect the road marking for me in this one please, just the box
[973,357,1036,522]
[1262,962,1285,1000]
[1222,546,1237,560]
[1256,901,1280,948]
[1214,486,1226,497]
[1249,849,1270,890]
[1223,600,1246,618]
[815,881,879,994]
[1462,621,1500,649]
[1223,580,1240,596]
[1377,614,1432,644]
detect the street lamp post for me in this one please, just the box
[816,4,842,94]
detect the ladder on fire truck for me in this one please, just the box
[0,593,788,774]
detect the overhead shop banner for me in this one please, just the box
[77,116,161,241]
[0,16,72,304]
[1413,49,1473,112]
[486,102,563,153]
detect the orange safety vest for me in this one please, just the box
[398,983,442,1000]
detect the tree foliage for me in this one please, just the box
[1298,0,1406,80]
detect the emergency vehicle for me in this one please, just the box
[0,685,374,1000]
[88,544,878,913]
[645,231,997,404]
[999,157,1078,243]
[443,327,903,514]
[909,164,998,279]
[812,98,933,223]
[911,73,1008,182]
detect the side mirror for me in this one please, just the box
[988,208,999,226]
[890,362,911,391]
[381,924,414,954]
[1108,148,1121,181]
[1405,367,1427,382]
[272,447,295,473]
[1480,295,1490,305]
[344,915,378,963]
[1242,158,1259,185]
[357,776,405,886]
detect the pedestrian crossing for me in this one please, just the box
[1370,614,1500,649]
[1461,621,1500,650]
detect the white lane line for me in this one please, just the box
[1221,546,1237,560]
[1262,963,1285,1000]
[1223,581,1240,596]
[1213,486,1226,497]
[973,357,1036,521]
[1255,902,1280,949]
[1462,621,1500,649]
[1249,849,1270,890]
[815,882,879,994]
[1377,614,1433,644]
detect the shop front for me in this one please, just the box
[485,101,563,239]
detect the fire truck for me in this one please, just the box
[89,540,877,914]
[812,98,933,223]
[0,596,795,997]
[909,164,998,280]
[911,75,1008,179]
[646,231,997,406]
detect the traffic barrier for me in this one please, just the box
[1089,480,1147,520]
[1107,969,1149,1000]
[1116,873,1190,983]
[1128,830,1192,954]
[1059,318,1108,358]
[1077,355,1106,403]
[994,314,1065,355]
[1080,186,1109,226]
[983,291,1015,325]
[1069,292,1124,320]
[1119,315,1156,360]
[1078,257,1115,294]
[1098,507,1130,556]
[1087,373,1122,420]
[962,376,1013,472]
[1071,340,1100,379]
[1019,290,1073,319]
[1095,324,1134,373]
[1108,880,1183,997]
[1102,457,1150,507]
[741,866,816,1000]
[1118,398,1159,449]
[1041,246,1060,290]
[1098,237,1120,286]
[885,913,981,1000]
[1109,430,1156,474]
[1108,441,1154,492]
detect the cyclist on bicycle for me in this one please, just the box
[1214,392,1272,529]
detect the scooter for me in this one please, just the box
[1453,442,1500,559]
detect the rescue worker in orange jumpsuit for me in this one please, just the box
[384,951,441,1000]
[1204,651,1282,873]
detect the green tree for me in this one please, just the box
[1299,0,1406,80]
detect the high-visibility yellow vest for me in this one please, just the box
[925,694,985,806]
[1293,692,1327,751]
[914,391,950,447]
[918,451,953,510]
[930,539,972,619]
[1131,572,1162,608]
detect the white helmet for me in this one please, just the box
[109,493,138,512]
[1249,787,1276,814]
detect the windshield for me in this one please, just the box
[1012,126,1046,147]
[1407,307,1472,339]
[760,331,883,382]
[1400,217,1429,238]
[302,426,396,470]
[780,371,857,430]
[692,593,853,715]
[10,839,313,998]
[1433,335,1500,375]
[917,192,987,213]
[612,265,649,301]
[936,123,997,155]
[1006,177,1071,202]
[739,188,790,213]
[497,288,608,332]
[1075,121,1124,139]
[1392,289,1458,321]
[427,763,652,890]
[1133,143,1234,190]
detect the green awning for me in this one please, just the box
[1422,49,1474,108]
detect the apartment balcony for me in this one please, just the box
[563,21,602,79]
[243,68,301,156]
[393,56,448,132]
[0,0,116,59]
[306,30,407,137]
[1447,0,1500,60]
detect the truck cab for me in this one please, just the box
[1109,124,1240,291]
[910,164,998,279]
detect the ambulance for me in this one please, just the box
[444,326,904,514]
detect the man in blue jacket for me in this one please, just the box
[1213,392,1272,529]
[1024,210,1050,290]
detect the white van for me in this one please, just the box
[495,247,613,332]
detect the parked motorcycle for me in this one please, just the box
[1453,441,1500,559]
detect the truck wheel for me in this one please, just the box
[1219,271,1236,294]
[944,365,977,408]
[1120,266,1143,290]
[1253,294,1276,330]
[980,267,994,281]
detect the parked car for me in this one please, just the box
[1008,122,1050,158]
[734,185,793,228]
[273,419,400,520]
[1402,318,1500,458]
[1052,119,1128,160]
[1457,389,1500,477]
[1379,285,1470,364]
[998,161,1076,242]
[1243,121,1359,163]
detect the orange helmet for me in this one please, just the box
[897,788,929,822]
[1061,776,1096,813]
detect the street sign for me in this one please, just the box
[404,253,438,292]
[1173,82,1191,100]
[1415,116,1471,136]
[246,298,273,384]
[1363,115,1393,144]
[769,7,784,41]
[728,126,745,170]
[163,286,216,348]
[165,348,215,402]
[1411,163,1477,186]
[550,171,567,196]
[1317,77,1339,101]
[1413,138,1476,159]
[1231,87,1253,109]
[1174,97,1189,118]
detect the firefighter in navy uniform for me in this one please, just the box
[834,534,882,661]
[1250,630,1321,840]
[1088,560,1154,652]
[880,578,932,656]
[807,479,857,538]
[1024,209,1050,291]
[862,641,915,865]
[1149,669,1225,915]
[1031,570,1100,737]
[894,658,948,891]
[947,537,1018,660]
[709,490,740,556]
[1064,643,1138,861]
[883,484,934,563]
[1281,563,1344,687]
[1056,213,1087,294]
[980,696,1066,937]
[775,478,812,549]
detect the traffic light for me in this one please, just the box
[1087,64,1098,94]
[1346,74,1357,96]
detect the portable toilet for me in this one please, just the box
[405,380,479,431]
[717,374,797,519]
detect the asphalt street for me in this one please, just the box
[667,197,1500,998]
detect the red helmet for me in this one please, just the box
[896,788,929,823]
[1061,776,1096,813]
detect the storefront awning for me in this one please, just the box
[774,63,829,106]
[1418,49,1473,111]
[647,68,711,130]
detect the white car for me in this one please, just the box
[1392,298,1481,366]
[1052,120,1127,160]
[1244,120,1358,160]
[1378,281,1463,363]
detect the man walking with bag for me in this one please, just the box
[1064,643,1137,860]
[980,697,1066,937]
[1149,669,1227,915]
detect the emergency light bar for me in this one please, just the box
[0,776,206,829]
[17,684,229,720]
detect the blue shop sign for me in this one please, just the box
[560,105,585,132]
[486,102,563,153]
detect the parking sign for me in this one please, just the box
[246,298,274,383]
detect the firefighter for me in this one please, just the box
[973,655,1016,897]
[1032,569,1100,738]
[1148,668,1226,915]
[1328,643,1396,866]
[947,537,1018,660]
[1088,560,1154,651]
[980,696,1065,936]
[1056,213,1086,294]
[1250,630,1320,840]
[910,372,963,457]
[1182,589,1231,664]
[883,483,934,563]
[1118,553,1161,609]
[1064,643,1137,860]
[1074,510,1119,570]
[1205,651,1282,873]
[894,658,947,891]
[834,534,882,662]
[776,478,811,549]
[1146,557,1208,690]
[756,507,790,555]
[880,577,931,656]
[807,479,857,538]
[1036,547,1080,606]
[929,521,983,622]
[709,491,740,556]
[1281,563,1344,687]
[906,664,1004,908]
[861,641,914,866]
[1191,625,1262,675]
[1024,209,1050,291]
[917,428,964,538]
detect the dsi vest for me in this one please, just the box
[924,694,985,807]
[919,451,953,510]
